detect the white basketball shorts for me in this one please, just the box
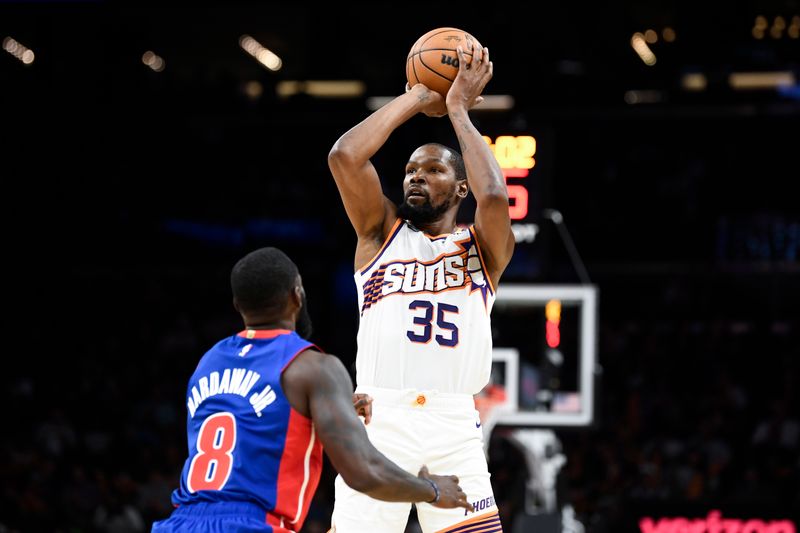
[330,386,502,533]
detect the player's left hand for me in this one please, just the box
[353,393,373,424]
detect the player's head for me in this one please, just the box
[397,143,468,227]
[231,247,313,339]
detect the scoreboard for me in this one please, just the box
[479,131,553,280]
[483,134,536,220]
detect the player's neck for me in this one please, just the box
[242,317,294,331]
[414,216,457,237]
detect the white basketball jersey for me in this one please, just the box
[354,219,496,394]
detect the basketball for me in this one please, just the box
[406,27,483,98]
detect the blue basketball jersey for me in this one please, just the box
[165,329,323,532]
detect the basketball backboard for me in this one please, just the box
[477,284,598,436]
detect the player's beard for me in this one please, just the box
[397,194,454,228]
[296,292,313,340]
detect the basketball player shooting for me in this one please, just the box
[328,43,514,532]
[152,248,472,533]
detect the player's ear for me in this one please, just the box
[290,274,305,309]
[290,285,303,310]
[457,179,469,199]
[232,298,241,314]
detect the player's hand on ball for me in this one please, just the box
[352,393,373,425]
[408,83,448,118]
[418,465,474,511]
[446,43,491,112]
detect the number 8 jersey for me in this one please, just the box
[171,329,322,532]
[355,219,496,395]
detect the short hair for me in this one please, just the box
[231,247,298,313]
[427,143,467,182]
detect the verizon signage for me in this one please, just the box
[640,510,796,533]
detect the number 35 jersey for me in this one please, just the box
[171,329,323,532]
[355,219,496,395]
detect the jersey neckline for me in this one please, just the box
[237,329,293,339]
[405,220,468,240]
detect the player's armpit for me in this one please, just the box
[472,214,515,287]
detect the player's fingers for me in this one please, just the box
[354,397,372,409]
[353,393,372,404]
[456,47,467,71]
[419,465,430,477]
[475,96,484,106]
[482,47,490,72]
[450,475,459,484]
[458,498,475,512]
[473,44,483,65]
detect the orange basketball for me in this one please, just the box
[406,27,482,98]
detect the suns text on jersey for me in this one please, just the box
[382,254,466,294]
[361,247,490,313]
[187,368,277,418]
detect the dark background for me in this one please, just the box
[1,1,798,532]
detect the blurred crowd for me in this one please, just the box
[2,268,797,533]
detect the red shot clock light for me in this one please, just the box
[545,299,562,349]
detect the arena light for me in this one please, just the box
[771,15,786,39]
[239,34,282,72]
[630,32,657,66]
[142,51,165,72]
[366,94,514,111]
[243,80,263,100]
[729,71,796,90]
[623,89,663,104]
[789,16,800,39]
[276,80,365,99]
[3,36,35,65]
[681,73,708,91]
[752,15,767,39]
[305,80,365,97]
[475,95,514,110]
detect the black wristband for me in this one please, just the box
[422,477,440,504]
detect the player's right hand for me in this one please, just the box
[418,465,474,511]
[406,83,447,118]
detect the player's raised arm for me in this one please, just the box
[328,85,446,269]
[446,44,514,287]
[282,349,473,510]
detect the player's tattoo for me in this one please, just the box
[454,119,471,153]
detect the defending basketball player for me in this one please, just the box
[152,248,473,533]
[328,43,513,532]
